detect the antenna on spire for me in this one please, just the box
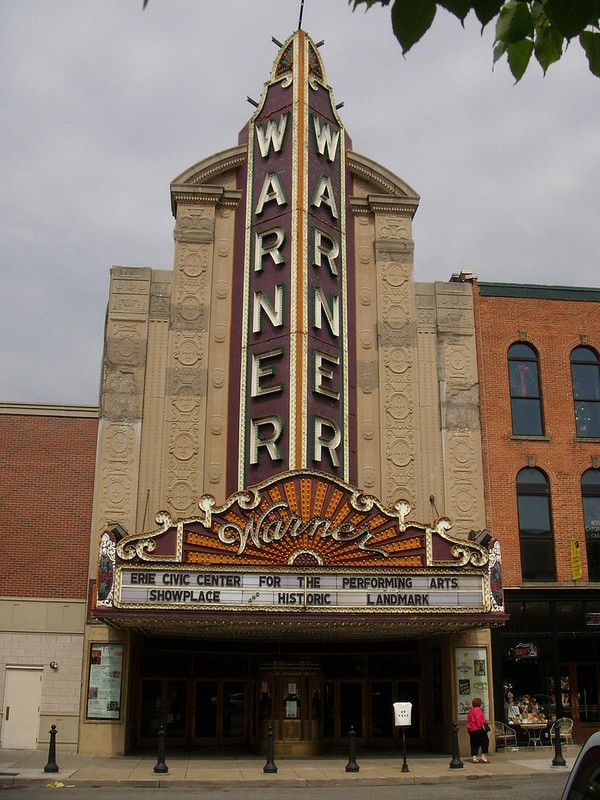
[298,0,305,30]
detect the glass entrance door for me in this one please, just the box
[323,680,364,743]
[323,679,421,746]
[139,679,188,744]
[568,663,600,742]
[193,680,249,745]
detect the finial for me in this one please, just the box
[298,0,305,30]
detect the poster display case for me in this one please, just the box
[455,646,490,720]
[86,642,124,720]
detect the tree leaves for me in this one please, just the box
[545,0,600,39]
[391,0,437,54]
[534,22,563,74]
[581,30,600,76]
[506,38,534,81]
[437,0,473,22]
[496,1,534,43]
[471,0,504,27]
[349,0,600,80]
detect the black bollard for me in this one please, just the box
[153,726,168,774]
[263,725,278,773]
[449,722,464,769]
[400,727,409,773]
[345,725,360,772]
[44,724,59,773]
[551,720,567,768]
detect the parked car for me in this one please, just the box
[561,730,600,799]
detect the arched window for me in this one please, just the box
[508,343,543,436]
[516,467,555,582]
[582,469,600,581]
[571,346,600,438]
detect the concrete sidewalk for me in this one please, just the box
[0,745,579,788]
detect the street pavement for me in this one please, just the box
[0,742,580,788]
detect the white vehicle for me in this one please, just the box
[561,730,600,800]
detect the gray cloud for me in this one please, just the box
[1,0,598,404]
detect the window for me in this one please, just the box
[508,343,543,436]
[571,346,600,438]
[582,469,600,581]
[516,467,556,582]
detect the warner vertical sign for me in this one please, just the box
[230,32,357,490]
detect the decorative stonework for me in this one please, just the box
[164,203,217,517]
[174,211,214,245]
[435,283,485,533]
[106,323,145,366]
[97,420,138,530]
[375,207,418,508]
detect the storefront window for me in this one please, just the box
[555,601,584,631]
[582,468,600,581]
[516,467,556,581]
[576,665,600,722]
[524,601,550,632]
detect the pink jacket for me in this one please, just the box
[466,706,487,732]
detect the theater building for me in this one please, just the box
[472,281,600,743]
[77,30,506,757]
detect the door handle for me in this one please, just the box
[5,706,9,721]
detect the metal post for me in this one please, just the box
[449,722,464,769]
[44,725,59,773]
[153,726,168,774]
[263,725,278,773]
[549,613,567,768]
[400,728,409,772]
[345,725,360,772]
[552,720,567,768]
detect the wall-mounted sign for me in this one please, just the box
[232,31,356,490]
[86,643,124,720]
[116,568,486,612]
[514,642,538,661]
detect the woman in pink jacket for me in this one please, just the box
[466,697,490,763]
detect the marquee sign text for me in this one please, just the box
[117,569,485,612]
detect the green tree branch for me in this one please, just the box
[350,0,600,81]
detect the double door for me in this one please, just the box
[322,679,421,746]
[138,676,422,749]
[139,678,250,747]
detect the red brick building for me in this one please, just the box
[0,404,98,750]
[472,281,600,744]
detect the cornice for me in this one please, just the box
[170,145,247,216]
[348,150,420,201]
[0,402,98,418]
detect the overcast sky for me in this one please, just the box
[1,1,598,406]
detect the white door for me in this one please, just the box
[2,667,43,749]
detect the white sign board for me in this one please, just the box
[117,569,486,612]
[393,701,412,727]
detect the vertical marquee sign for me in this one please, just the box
[230,31,356,491]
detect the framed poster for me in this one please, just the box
[86,642,124,720]
[455,646,490,720]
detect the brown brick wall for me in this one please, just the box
[473,287,600,586]
[0,413,98,598]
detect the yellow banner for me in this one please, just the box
[571,538,583,581]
